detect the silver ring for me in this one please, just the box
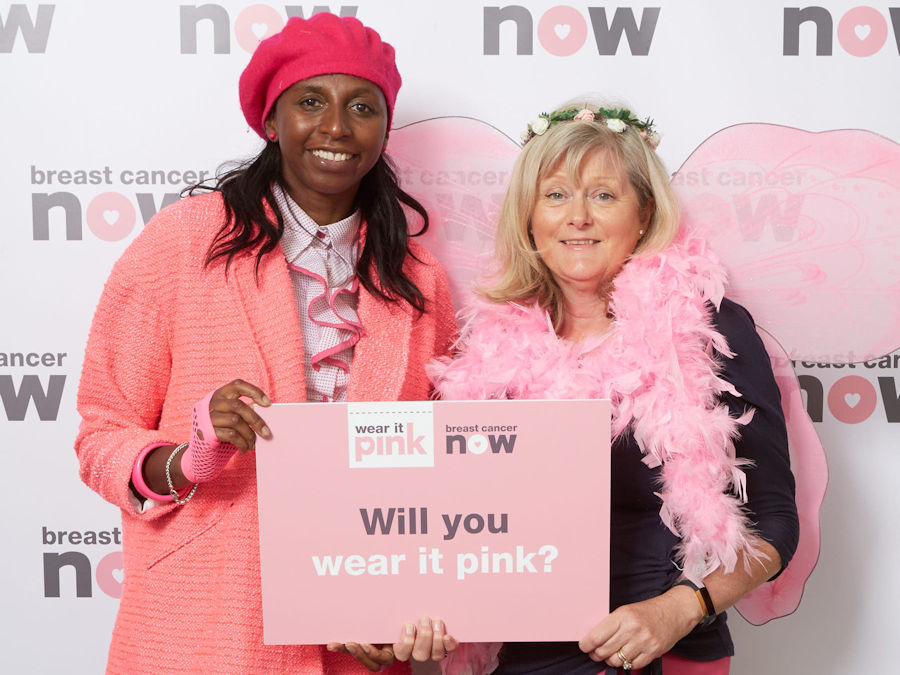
[616,648,633,671]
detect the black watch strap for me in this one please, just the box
[674,579,717,626]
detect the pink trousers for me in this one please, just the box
[617,654,730,674]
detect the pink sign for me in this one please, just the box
[256,399,611,645]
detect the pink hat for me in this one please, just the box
[239,13,401,139]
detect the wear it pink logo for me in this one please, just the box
[347,402,434,469]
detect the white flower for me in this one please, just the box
[646,130,661,149]
[531,117,550,135]
[605,118,627,133]
[520,128,532,144]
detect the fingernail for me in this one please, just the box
[261,395,271,405]
[405,623,415,635]
[433,620,443,632]
[261,425,272,438]
[346,644,356,655]
[360,644,371,654]
[420,616,430,627]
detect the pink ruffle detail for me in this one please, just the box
[288,262,362,371]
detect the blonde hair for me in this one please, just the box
[482,102,680,327]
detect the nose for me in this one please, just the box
[567,196,591,229]
[320,104,350,138]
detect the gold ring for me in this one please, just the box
[616,648,633,671]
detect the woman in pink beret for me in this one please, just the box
[75,13,456,673]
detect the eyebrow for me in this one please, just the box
[294,83,381,99]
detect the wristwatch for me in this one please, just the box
[674,579,718,627]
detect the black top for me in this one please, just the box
[495,299,800,674]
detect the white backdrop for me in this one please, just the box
[1,1,898,672]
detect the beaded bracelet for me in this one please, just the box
[166,442,199,505]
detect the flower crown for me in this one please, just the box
[520,106,660,149]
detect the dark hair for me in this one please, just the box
[187,142,429,313]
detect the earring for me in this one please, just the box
[638,229,644,236]
[268,132,276,141]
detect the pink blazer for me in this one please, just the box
[75,192,457,673]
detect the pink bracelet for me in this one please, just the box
[130,443,192,502]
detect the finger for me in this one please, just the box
[345,643,381,672]
[578,618,618,655]
[326,642,349,654]
[360,644,395,666]
[215,379,272,407]
[431,619,447,660]
[209,410,257,449]
[411,616,434,662]
[443,633,459,655]
[393,622,416,662]
[604,646,639,671]
[211,398,272,444]
[210,393,272,437]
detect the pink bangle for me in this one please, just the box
[130,443,192,502]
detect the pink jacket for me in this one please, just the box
[75,192,457,674]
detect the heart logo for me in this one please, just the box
[103,210,119,225]
[112,567,124,583]
[252,23,268,39]
[554,24,571,40]
[845,393,861,408]
[467,435,488,454]
[854,24,871,40]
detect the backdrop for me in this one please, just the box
[2,1,898,672]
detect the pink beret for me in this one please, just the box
[239,13,401,139]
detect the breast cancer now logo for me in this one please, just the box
[348,402,434,469]
[179,4,357,54]
[483,5,659,56]
[1,350,67,422]
[29,165,212,242]
[0,4,54,54]
[792,355,900,424]
[784,6,900,56]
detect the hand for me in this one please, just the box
[393,616,459,663]
[578,586,700,671]
[326,642,395,672]
[206,379,272,450]
[181,379,272,483]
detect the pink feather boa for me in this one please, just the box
[428,238,760,675]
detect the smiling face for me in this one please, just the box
[264,73,388,225]
[530,148,650,301]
